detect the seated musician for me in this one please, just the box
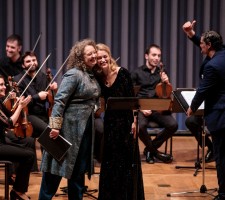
[0,74,34,200]
[14,51,58,138]
[131,44,178,164]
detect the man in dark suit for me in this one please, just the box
[187,30,225,200]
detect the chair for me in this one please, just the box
[0,160,12,200]
[147,121,173,156]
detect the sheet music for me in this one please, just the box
[181,91,204,109]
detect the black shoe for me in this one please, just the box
[154,151,173,163]
[8,176,15,185]
[213,195,225,200]
[10,190,31,200]
[146,151,155,164]
[205,149,215,163]
[143,147,147,156]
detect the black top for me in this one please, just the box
[0,56,24,78]
[131,65,161,98]
[14,70,49,116]
[0,101,13,143]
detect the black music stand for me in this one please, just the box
[167,89,217,198]
[107,97,172,200]
[172,89,215,176]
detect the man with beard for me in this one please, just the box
[14,51,57,139]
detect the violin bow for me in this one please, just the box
[44,55,70,91]
[11,53,51,111]
[32,32,42,52]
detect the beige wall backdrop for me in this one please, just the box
[1,0,225,128]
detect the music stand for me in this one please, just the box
[172,89,215,176]
[107,97,171,200]
[167,89,217,198]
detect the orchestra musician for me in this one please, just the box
[131,44,178,164]
[0,74,34,200]
[0,34,24,92]
[0,35,38,177]
[14,51,58,138]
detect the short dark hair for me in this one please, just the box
[202,31,223,51]
[7,34,23,46]
[21,51,37,64]
[145,44,161,55]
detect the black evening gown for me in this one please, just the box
[98,67,145,200]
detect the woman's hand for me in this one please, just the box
[131,122,136,139]
[141,110,152,116]
[49,128,60,139]
[18,95,32,109]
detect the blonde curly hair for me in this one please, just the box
[67,38,97,70]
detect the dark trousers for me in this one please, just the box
[185,115,213,150]
[0,142,35,193]
[39,116,92,200]
[28,114,49,138]
[211,129,225,196]
[138,111,178,153]
[5,130,37,172]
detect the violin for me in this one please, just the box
[46,68,56,116]
[155,63,173,112]
[155,63,173,99]
[4,77,33,138]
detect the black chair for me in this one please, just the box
[0,160,12,200]
[147,121,173,156]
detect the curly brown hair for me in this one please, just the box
[67,38,97,70]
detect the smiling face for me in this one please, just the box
[145,46,161,69]
[97,49,110,71]
[0,77,6,98]
[6,40,22,61]
[22,55,38,72]
[83,45,97,68]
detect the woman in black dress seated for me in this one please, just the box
[0,74,34,200]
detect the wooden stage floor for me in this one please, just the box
[0,136,218,200]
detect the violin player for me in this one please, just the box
[0,34,24,92]
[14,51,58,138]
[0,35,38,177]
[131,44,178,164]
[0,74,34,200]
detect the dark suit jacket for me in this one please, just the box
[190,49,225,132]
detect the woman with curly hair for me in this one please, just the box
[38,39,101,200]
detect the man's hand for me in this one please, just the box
[182,20,196,38]
[141,110,152,116]
[186,107,193,117]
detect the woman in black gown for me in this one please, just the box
[94,43,145,200]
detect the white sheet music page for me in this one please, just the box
[181,91,204,109]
